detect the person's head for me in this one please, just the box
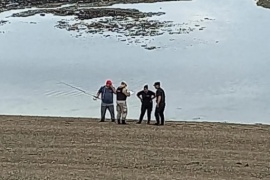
[143,85,148,93]
[153,82,160,89]
[105,80,112,87]
[120,81,127,88]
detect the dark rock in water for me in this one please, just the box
[204,17,214,21]
[0,20,8,24]
[2,1,210,51]
[145,46,156,50]
[0,20,8,26]
[0,0,184,12]
[11,7,160,20]
[76,8,146,20]
[257,0,270,9]
[48,6,200,50]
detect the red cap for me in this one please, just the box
[106,80,112,85]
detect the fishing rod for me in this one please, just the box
[58,81,135,100]
[58,81,100,100]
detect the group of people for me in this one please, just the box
[95,80,166,125]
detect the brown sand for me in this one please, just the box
[0,115,270,179]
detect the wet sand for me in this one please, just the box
[0,115,269,179]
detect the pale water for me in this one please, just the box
[0,0,270,124]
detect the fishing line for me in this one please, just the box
[58,81,100,100]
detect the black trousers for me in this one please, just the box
[155,103,165,125]
[139,103,153,123]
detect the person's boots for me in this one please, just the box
[147,120,150,125]
[122,120,127,124]
[137,120,142,124]
[117,119,121,124]
[161,119,164,125]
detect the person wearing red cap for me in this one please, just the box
[95,80,116,122]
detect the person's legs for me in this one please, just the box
[108,105,115,122]
[138,105,147,124]
[116,102,122,124]
[154,106,160,125]
[147,104,152,124]
[121,101,128,124]
[159,103,166,125]
[100,105,107,122]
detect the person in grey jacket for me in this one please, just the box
[96,80,116,122]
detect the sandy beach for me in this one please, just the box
[0,115,269,179]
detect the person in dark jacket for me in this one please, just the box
[96,80,116,122]
[153,82,166,125]
[116,81,130,124]
[137,85,155,124]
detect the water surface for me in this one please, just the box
[0,0,270,124]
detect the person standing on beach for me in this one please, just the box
[116,81,130,124]
[154,82,166,125]
[96,80,116,122]
[137,85,155,124]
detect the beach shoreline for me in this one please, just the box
[1,114,270,126]
[1,114,269,179]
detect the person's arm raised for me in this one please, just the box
[110,85,117,94]
[123,88,131,97]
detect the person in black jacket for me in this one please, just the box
[153,82,166,125]
[116,81,130,124]
[137,85,155,124]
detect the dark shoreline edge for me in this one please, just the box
[1,0,270,14]
[1,114,269,127]
[0,0,190,13]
